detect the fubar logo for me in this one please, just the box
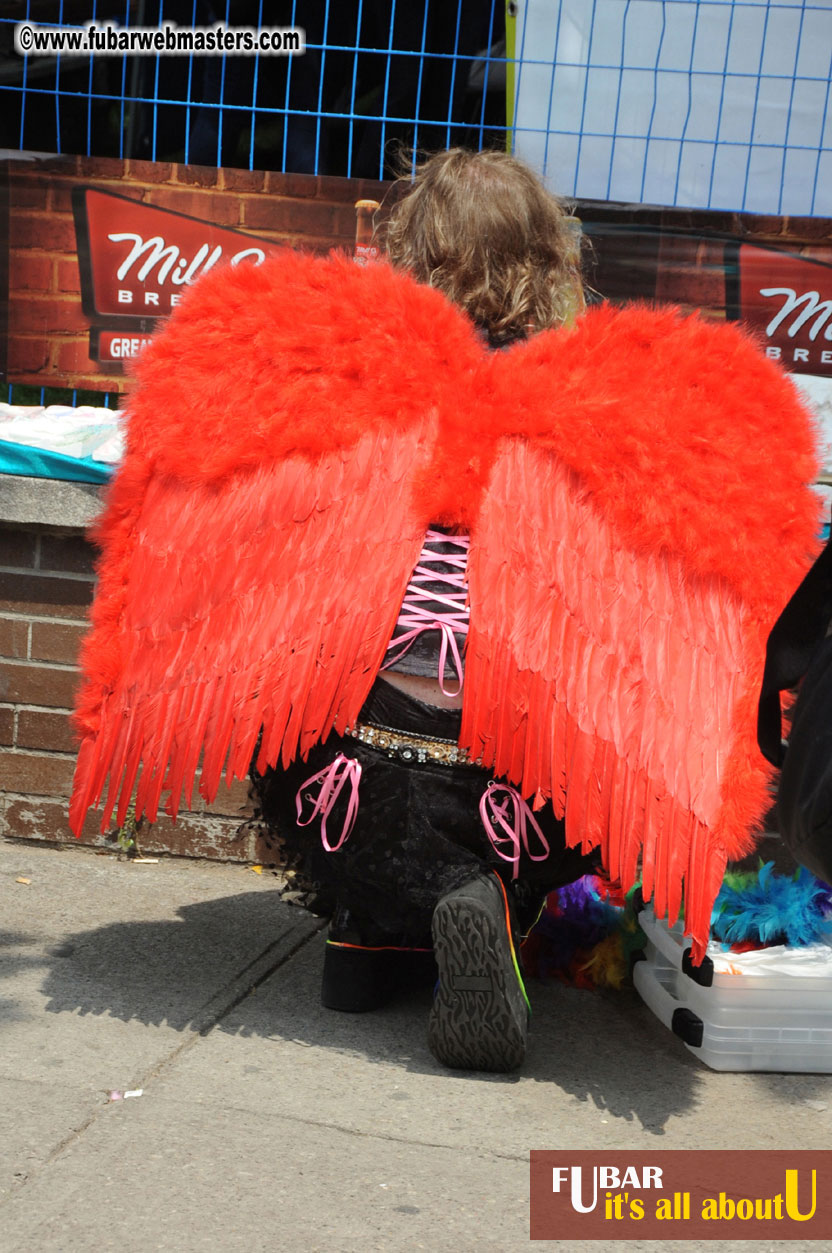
[530,1151,831,1241]
[553,1164,663,1214]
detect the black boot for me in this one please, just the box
[322,906,436,1013]
[428,871,529,1071]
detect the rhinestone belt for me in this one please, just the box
[345,721,482,768]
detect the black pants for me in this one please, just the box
[250,680,598,940]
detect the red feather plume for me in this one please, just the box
[71,252,820,959]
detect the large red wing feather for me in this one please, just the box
[68,248,487,837]
[455,304,821,959]
[71,423,431,834]
[463,439,774,960]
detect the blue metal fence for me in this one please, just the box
[2,2,828,202]
[0,2,508,178]
[3,0,831,407]
[511,0,832,217]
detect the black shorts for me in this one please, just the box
[250,679,598,939]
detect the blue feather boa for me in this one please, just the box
[710,863,832,947]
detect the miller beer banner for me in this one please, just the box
[2,152,385,391]
[73,188,282,365]
[730,245,832,377]
[2,152,832,454]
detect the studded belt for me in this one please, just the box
[345,722,482,768]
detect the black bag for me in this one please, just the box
[757,526,832,882]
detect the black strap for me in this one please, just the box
[757,524,832,767]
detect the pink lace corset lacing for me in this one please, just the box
[380,529,470,696]
[295,530,553,875]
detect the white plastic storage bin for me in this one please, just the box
[633,907,832,1072]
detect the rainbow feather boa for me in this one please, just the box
[526,864,832,988]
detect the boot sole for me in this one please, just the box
[428,876,528,1072]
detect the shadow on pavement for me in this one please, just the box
[35,889,700,1133]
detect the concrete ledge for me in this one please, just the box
[0,474,103,532]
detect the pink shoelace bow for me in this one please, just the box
[295,754,362,852]
[296,765,552,872]
[381,530,470,697]
[478,781,551,880]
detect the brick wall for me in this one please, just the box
[579,199,832,315]
[7,155,387,392]
[0,518,274,862]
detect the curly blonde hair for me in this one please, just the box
[383,148,583,344]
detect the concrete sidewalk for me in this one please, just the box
[1,839,829,1252]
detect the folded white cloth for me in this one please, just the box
[0,404,125,463]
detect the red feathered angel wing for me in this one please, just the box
[460,306,820,958]
[70,251,481,834]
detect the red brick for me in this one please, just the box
[2,794,105,846]
[52,338,95,375]
[359,177,392,200]
[10,294,88,336]
[1,662,79,708]
[315,174,365,204]
[86,156,127,179]
[39,535,97,576]
[188,773,253,818]
[0,707,13,747]
[54,339,125,381]
[137,809,252,860]
[16,708,76,753]
[588,236,660,303]
[784,216,832,244]
[581,198,665,229]
[0,571,93,619]
[10,215,76,252]
[55,257,81,293]
[0,749,76,797]
[0,531,37,569]
[51,179,139,214]
[737,213,788,240]
[266,171,317,199]
[54,370,121,393]
[653,205,736,236]
[125,158,174,184]
[145,187,242,226]
[0,617,28,660]
[250,827,285,868]
[244,197,335,235]
[296,237,348,257]
[8,297,49,337]
[655,264,724,312]
[653,235,726,311]
[333,203,362,242]
[173,162,221,188]
[656,234,698,266]
[1,790,254,857]
[221,167,266,193]
[30,621,86,665]
[8,337,50,373]
[27,155,81,177]
[9,253,53,292]
[49,184,78,215]
[9,178,51,211]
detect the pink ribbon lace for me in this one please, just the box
[295,754,362,852]
[381,529,470,696]
[478,781,551,879]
